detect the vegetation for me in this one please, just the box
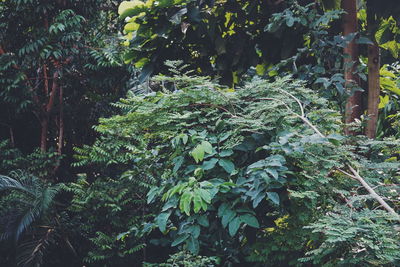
[0,0,399,266]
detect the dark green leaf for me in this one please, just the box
[171,234,189,246]
[267,192,280,205]
[219,149,233,157]
[187,236,199,254]
[197,215,209,227]
[202,158,218,170]
[218,159,235,174]
[228,217,241,236]
[156,212,171,232]
[240,214,260,228]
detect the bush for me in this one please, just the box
[74,75,400,266]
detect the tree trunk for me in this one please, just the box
[365,44,380,138]
[365,1,380,139]
[40,117,49,152]
[57,86,64,155]
[342,0,362,135]
[9,126,15,147]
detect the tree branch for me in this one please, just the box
[262,91,400,219]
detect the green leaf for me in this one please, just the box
[267,192,280,205]
[193,193,202,213]
[202,158,218,170]
[156,212,171,232]
[192,144,205,163]
[173,156,184,173]
[171,234,189,246]
[182,134,188,144]
[286,16,295,27]
[179,191,193,215]
[240,214,260,228]
[124,22,140,32]
[197,215,209,227]
[219,149,233,157]
[228,217,241,236]
[201,141,213,154]
[146,186,159,204]
[218,203,229,217]
[266,168,278,179]
[356,37,374,45]
[118,0,146,20]
[327,133,344,146]
[188,225,201,238]
[218,159,235,174]
[378,95,390,109]
[187,236,199,254]
[197,188,211,204]
[222,209,236,228]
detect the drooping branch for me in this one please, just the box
[268,90,400,219]
[338,167,399,219]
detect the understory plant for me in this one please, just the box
[74,74,400,266]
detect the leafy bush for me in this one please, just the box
[143,250,219,267]
[74,74,400,265]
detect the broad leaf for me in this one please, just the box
[192,144,205,163]
[202,158,218,170]
[218,159,235,174]
[240,214,260,228]
[156,212,171,232]
[267,192,280,205]
[228,217,241,236]
[171,234,189,246]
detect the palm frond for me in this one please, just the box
[0,171,41,197]
[0,172,60,243]
[16,228,56,267]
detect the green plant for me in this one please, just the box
[0,171,61,266]
[61,173,151,266]
[75,74,399,265]
[143,250,219,267]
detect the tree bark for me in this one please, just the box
[365,2,380,139]
[342,0,362,135]
[40,68,60,152]
[57,86,64,155]
[365,44,380,138]
[40,117,49,152]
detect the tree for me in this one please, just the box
[342,0,363,135]
[0,0,132,178]
[364,0,400,138]
[118,0,313,85]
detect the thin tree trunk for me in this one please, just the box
[365,44,380,138]
[9,127,15,147]
[40,69,60,152]
[365,2,380,139]
[57,86,64,155]
[40,118,48,152]
[342,0,362,135]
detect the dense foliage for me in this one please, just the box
[73,74,400,265]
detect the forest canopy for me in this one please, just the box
[0,0,400,266]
